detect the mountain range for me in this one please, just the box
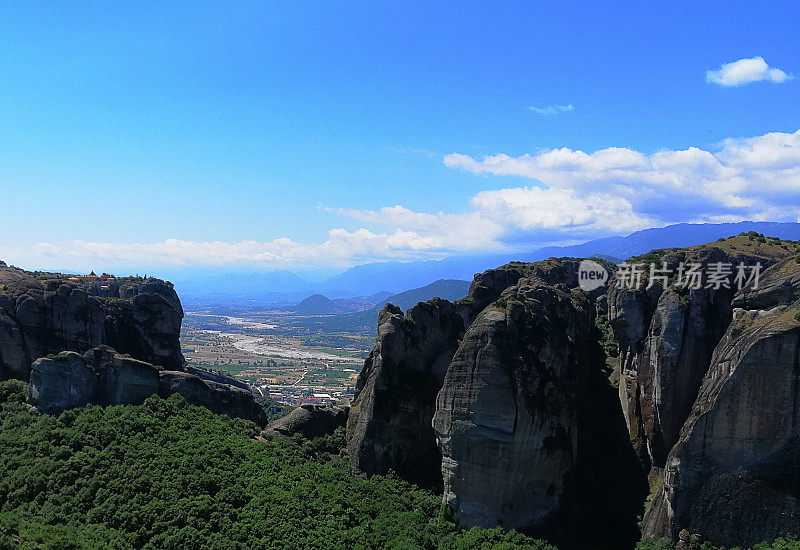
[173,221,800,305]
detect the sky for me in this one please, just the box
[1,1,798,274]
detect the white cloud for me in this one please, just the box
[444,129,800,224]
[326,205,505,249]
[471,187,652,233]
[0,220,505,273]
[706,56,792,86]
[528,104,574,115]
[4,130,799,273]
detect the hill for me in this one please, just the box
[299,279,471,334]
[370,279,471,312]
[290,293,339,315]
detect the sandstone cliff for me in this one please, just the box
[348,258,645,547]
[607,239,791,473]
[349,235,800,548]
[1,263,266,427]
[433,277,594,530]
[642,255,800,547]
[0,266,184,381]
[347,299,464,490]
[27,345,267,426]
[347,259,595,491]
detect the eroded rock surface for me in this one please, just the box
[345,237,800,548]
[643,256,800,547]
[26,346,267,426]
[27,351,99,414]
[433,280,594,531]
[607,245,787,471]
[347,259,598,492]
[347,298,464,490]
[264,401,349,439]
[0,265,184,380]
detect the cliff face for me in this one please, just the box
[0,266,184,381]
[347,258,646,547]
[349,236,800,548]
[347,299,464,490]
[643,256,800,547]
[607,244,787,472]
[433,278,593,530]
[346,259,592,491]
[1,263,265,426]
[27,345,267,426]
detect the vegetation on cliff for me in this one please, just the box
[0,380,553,549]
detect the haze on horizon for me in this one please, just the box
[1,1,798,276]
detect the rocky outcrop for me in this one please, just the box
[158,370,267,426]
[347,259,600,492]
[346,237,800,548]
[27,346,267,426]
[347,298,464,490]
[264,401,349,439]
[433,279,594,530]
[0,266,184,381]
[432,268,645,548]
[347,258,647,547]
[607,245,786,472]
[642,257,800,547]
[27,351,100,414]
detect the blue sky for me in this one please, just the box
[1,1,798,273]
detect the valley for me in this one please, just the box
[181,311,370,406]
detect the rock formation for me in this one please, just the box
[349,235,800,548]
[642,255,800,547]
[348,258,646,547]
[347,299,464,490]
[1,263,266,427]
[27,345,267,426]
[0,266,184,381]
[346,259,597,491]
[433,278,594,530]
[263,400,349,439]
[607,244,788,472]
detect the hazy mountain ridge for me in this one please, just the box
[293,279,472,334]
[173,222,800,305]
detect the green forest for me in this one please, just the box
[0,380,551,550]
[1,379,798,550]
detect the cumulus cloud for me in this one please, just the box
[528,104,574,115]
[471,187,652,233]
[326,205,505,250]
[444,129,800,225]
[706,57,792,86]
[0,227,472,273]
[4,129,798,273]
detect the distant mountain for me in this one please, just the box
[316,260,447,296]
[173,270,313,305]
[290,294,338,315]
[301,279,471,334]
[171,222,800,305]
[288,290,402,315]
[363,290,395,303]
[526,222,800,261]
[371,279,471,312]
[313,222,800,296]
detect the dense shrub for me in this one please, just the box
[0,380,550,550]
